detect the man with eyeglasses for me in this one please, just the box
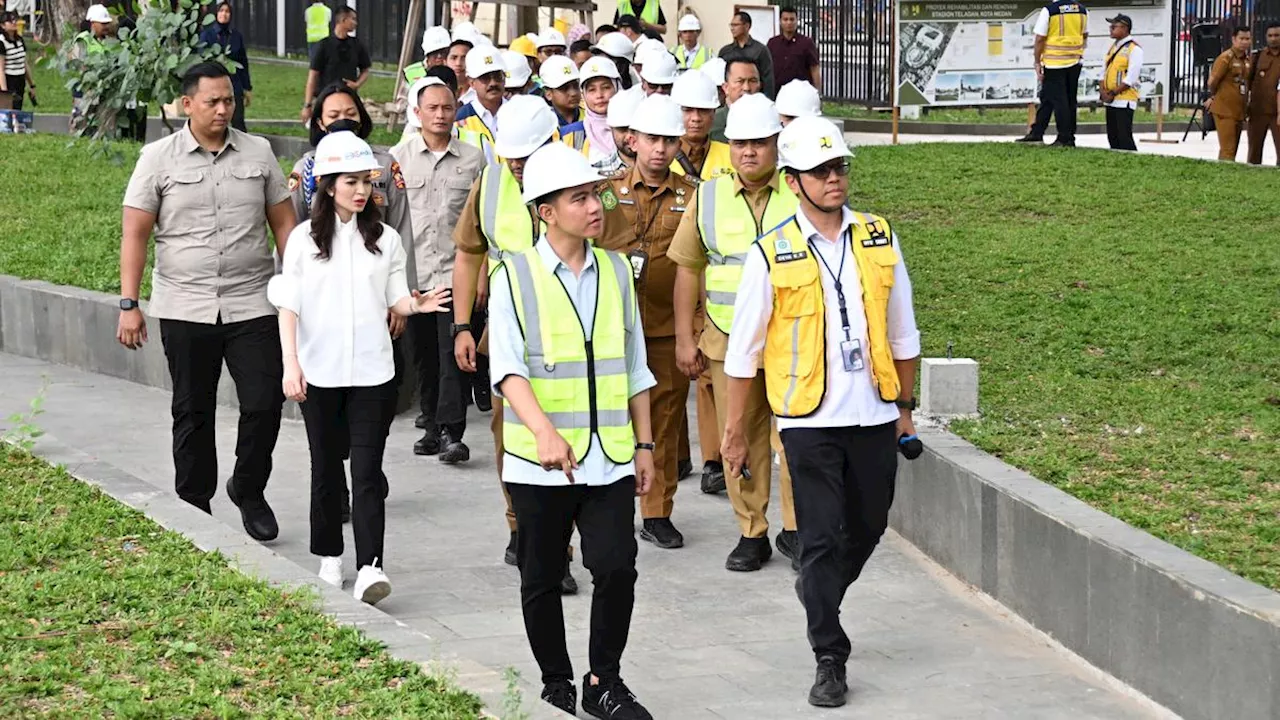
[720,117,920,709]
[710,57,762,143]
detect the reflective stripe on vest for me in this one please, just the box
[697,174,797,333]
[1102,40,1140,101]
[557,128,591,155]
[457,115,495,146]
[760,214,900,417]
[670,141,733,181]
[455,125,497,164]
[501,246,637,466]
[673,45,713,70]
[305,4,331,43]
[1043,2,1086,69]
[617,0,661,25]
[478,162,539,262]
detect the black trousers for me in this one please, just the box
[1030,64,1082,143]
[300,380,396,568]
[159,316,284,511]
[232,94,247,133]
[781,422,898,664]
[409,308,472,441]
[507,478,639,685]
[5,74,25,110]
[1106,105,1137,151]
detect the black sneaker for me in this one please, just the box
[473,385,492,413]
[439,439,471,464]
[561,565,579,595]
[808,656,848,708]
[725,535,772,572]
[413,429,443,456]
[640,518,684,549]
[504,531,518,566]
[414,413,431,429]
[677,457,693,481]
[775,529,799,561]
[541,679,577,714]
[582,675,653,720]
[1014,133,1044,143]
[225,478,279,542]
[700,461,726,494]
[340,488,351,524]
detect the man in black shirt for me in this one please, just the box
[301,6,371,123]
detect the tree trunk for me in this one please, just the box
[50,0,91,44]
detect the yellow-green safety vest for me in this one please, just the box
[404,62,426,83]
[1101,39,1140,102]
[671,140,733,181]
[672,45,713,71]
[697,174,797,333]
[75,31,105,54]
[305,3,332,43]
[759,213,901,417]
[1042,1,1087,69]
[617,0,661,26]
[477,162,541,262]
[501,245,637,466]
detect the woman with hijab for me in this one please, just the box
[578,55,621,172]
[198,2,251,131]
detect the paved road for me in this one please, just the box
[0,353,1167,719]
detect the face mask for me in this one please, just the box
[325,118,361,135]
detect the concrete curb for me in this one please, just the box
[27,430,570,720]
[830,116,1166,136]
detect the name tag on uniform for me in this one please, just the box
[668,206,687,212]
[840,339,865,372]
[861,235,891,248]
[774,236,808,263]
[618,198,636,205]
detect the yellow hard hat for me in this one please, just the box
[510,35,537,58]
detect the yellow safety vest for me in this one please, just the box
[456,114,495,147]
[759,214,900,417]
[404,62,426,83]
[75,31,105,54]
[502,246,637,465]
[1042,1,1087,69]
[477,162,541,262]
[672,45,713,71]
[1102,39,1140,102]
[617,0,661,25]
[305,3,331,43]
[671,141,733,181]
[697,174,797,333]
[557,127,591,156]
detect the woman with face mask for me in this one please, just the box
[269,131,451,604]
[197,2,251,131]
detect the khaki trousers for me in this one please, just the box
[1214,114,1242,160]
[641,336,689,519]
[696,367,720,465]
[709,359,796,538]
[1246,113,1279,165]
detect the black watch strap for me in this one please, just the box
[450,322,471,338]
[119,298,139,311]
[895,397,917,410]
[635,442,655,451]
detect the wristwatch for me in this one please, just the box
[635,442,655,451]
[119,298,139,311]
[895,397,917,410]
[449,322,471,338]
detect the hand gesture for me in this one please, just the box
[896,409,917,442]
[634,448,655,496]
[455,331,478,373]
[283,358,307,402]
[299,105,312,123]
[675,338,706,379]
[117,308,148,350]
[720,426,748,479]
[535,426,578,483]
[412,285,452,314]
[388,311,406,340]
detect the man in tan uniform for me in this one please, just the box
[596,93,698,549]
[1208,27,1253,161]
[671,94,799,572]
[1246,22,1280,165]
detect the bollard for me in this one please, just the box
[920,357,979,417]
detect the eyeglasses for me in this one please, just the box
[802,160,850,179]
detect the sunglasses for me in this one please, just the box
[803,160,850,179]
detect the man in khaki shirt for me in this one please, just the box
[1208,27,1253,161]
[118,63,296,541]
[1247,22,1280,165]
[391,76,486,463]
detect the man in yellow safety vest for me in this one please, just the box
[1099,14,1143,151]
[1017,0,1088,146]
[672,14,714,73]
[304,0,331,63]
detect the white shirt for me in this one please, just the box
[489,238,657,486]
[468,97,498,134]
[458,87,477,106]
[1105,39,1144,110]
[725,207,921,431]
[268,216,411,388]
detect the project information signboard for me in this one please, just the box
[894,0,1169,108]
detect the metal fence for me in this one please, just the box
[790,0,895,106]
[1167,0,1280,107]
[229,0,415,63]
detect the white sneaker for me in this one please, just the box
[353,561,391,605]
[318,556,343,587]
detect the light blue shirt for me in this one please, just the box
[489,236,657,486]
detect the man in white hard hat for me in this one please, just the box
[488,141,656,720]
[454,46,506,150]
[672,14,714,73]
[69,4,113,135]
[672,93,801,571]
[670,69,731,181]
[710,56,763,142]
[775,78,822,124]
[448,26,476,104]
[592,31,635,63]
[404,26,452,84]
[536,28,567,64]
[721,116,921,708]
[596,94,699,551]
[701,56,728,104]
[603,86,645,173]
[502,48,535,98]
[392,75,487,465]
[638,48,677,96]
[539,54,584,127]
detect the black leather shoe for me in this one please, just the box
[561,565,579,595]
[582,674,653,720]
[639,518,684,549]
[775,529,799,561]
[725,535,772,572]
[225,479,278,542]
[808,656,848,708]
[1014,133,1044,143]
[504,531,518,566]
[473,385,492,413]
[439,440,471,464]
[1050,138,1076,147]
[792,553,801,572]
[677,457,693,480]
[340,488,351,524]
[700,461,726,494]
[541,680,577,714]
[413,429,443,456]
[414,413,431,429]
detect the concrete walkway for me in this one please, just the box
[0,352,1168,719]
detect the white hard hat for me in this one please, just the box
[466,46,505,80]
[632,38,666,66]
[313,131,380,177]
[539,55,580,89]
[639,50,678,85]
[775,80,822,118]
[592,32,635,61]
[501,50,532,88]
[521,143,604,205]
[406,76,448,128]
[450,21,476,45]
[536,28,567,49]
[677,14,702,32]
[579,55,621,83]
[724,93,783,140]
[606,86,646,128]
[778,116,852,171]
[701,57,727,86]
[495,95,559,159]
[671,69,719,109]
[629,94,685,137]
[421,26,452,56]
[85,4,111,22]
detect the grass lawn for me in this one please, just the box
[0,448,482,717]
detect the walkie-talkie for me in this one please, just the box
[898,434,923,460]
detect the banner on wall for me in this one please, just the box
[894,0,1169,108]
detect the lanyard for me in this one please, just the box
[807,229,853,341]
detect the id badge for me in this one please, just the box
[840,339,864,372]
[628,249,648,281]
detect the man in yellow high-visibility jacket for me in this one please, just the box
[721,117,920,709]
[304,0,331,63]
[1017,0,1089,146]
[672,14,714,73]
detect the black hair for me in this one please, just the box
[214,1,231,15]
[569,38,593,55]
[1233,25,1252,37]
[334,5,356,21]
[310,174,384,261]
[308,83,373,146]
[1268,21,1280,31]
[734,11,753,25]
[724,56,759,79]
[596,23,616,35]
[616,14,641,31]
[425,65,459,96]
[779,6,797,16]
[613,56,633,89]
[532,189,566,210]
[181,61,232,96]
